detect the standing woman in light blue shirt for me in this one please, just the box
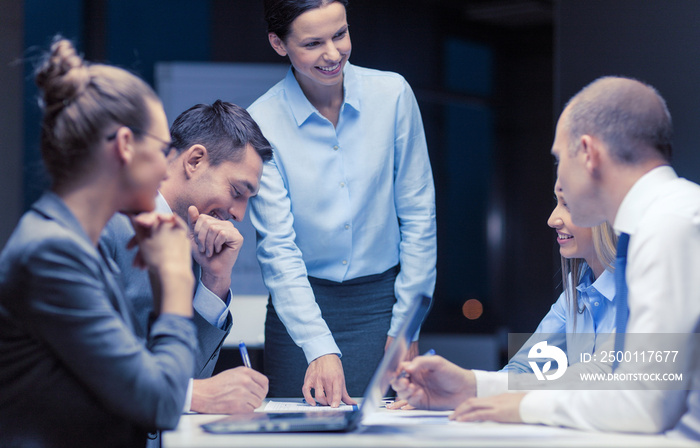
[248,0,436,405]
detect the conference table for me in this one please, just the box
[163,400,697,448]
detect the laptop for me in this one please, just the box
[201,295,431,434]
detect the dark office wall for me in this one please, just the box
[489,25,556,334]
[557,0,700,183]
[0,0,24,247]
[18,0,213,210]
[21,0,84,214]
[106,0,212,84]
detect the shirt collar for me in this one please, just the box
[575,265,615,302]
[582,268,616,302]
[282,62,360,127]
[342,62,361,113]
[614,165,677,236]
[283,67,315,126]
[155,191,172,214]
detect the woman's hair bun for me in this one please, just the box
[34,37,91,111]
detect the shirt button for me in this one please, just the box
[344,224,350,230]
[340,182,345,188]
[333,145,339,150]
[342,260,348,265]
[594,302,600,307]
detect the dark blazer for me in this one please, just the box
[0,192,197,448]
[100,193,232,379]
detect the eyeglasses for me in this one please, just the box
[106,126,178,157]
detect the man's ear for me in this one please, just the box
[269,33,288,57]
[580,134,603,176]
[182,144,208,179]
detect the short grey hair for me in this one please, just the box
[563,76,672,164]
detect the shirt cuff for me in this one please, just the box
[182,378,194,413]
[472,370,509,398]
[389,315,423,341]
[301,336,342,364]
[519,390,558,425]
[193,281,231,329]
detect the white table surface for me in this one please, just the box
[163,404,696,448]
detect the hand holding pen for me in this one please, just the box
[387,349,434,410]
[190,342,268,413]
[389,350,477,411]
[396,349,435,380]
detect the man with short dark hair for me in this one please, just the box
[101,101,273,419]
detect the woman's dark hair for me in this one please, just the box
[264,0,348,42]
[170,100,273,165]
[34,36,159,188]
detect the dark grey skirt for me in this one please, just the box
[264,265,398,398]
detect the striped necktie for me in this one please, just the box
[612,232,630,371]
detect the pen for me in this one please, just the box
[421,348,436,357]
[397,349,435,380]
[239,340,252,369]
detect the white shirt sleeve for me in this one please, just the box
[473,370,510,397]
[182,378,194,413]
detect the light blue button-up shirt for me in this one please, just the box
[248,63,437,363]
[503,266,616,373]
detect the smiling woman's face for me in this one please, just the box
[547,180,596,262]
[272,1,351,93]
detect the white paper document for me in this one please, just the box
[263,400,358,412]
[362,409,451,426]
